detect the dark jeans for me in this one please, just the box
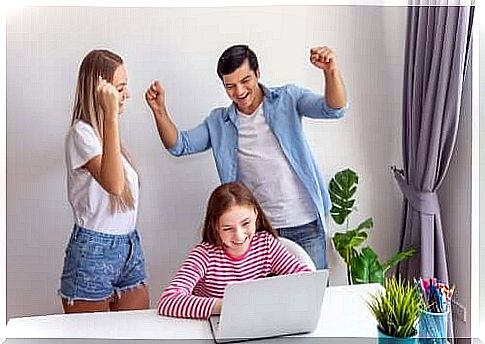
[277,220,327,270]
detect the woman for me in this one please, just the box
[59,49,149,313]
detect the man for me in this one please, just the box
[145,44,347,269]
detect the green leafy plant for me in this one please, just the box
[329,168,415,285]
[367,276,424,338]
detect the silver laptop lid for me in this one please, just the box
[217,270,329,341]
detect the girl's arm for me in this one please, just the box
[269,237,313,275]
[158,245,219,319]
[84,78,125,196]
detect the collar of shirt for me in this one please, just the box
[223,83,280,126]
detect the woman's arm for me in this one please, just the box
[84,77,124,195]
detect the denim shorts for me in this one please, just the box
[59,225,147,303]
[277,220,327,270]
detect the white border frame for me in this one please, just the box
[1,0,482,342]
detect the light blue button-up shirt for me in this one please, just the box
[169,83,347,232]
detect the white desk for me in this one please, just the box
[6,284,381,340]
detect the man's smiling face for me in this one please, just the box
[222,59,263,115]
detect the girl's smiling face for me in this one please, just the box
[218,204,257,257]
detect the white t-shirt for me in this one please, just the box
[237,104,316,228]
[65,120,139,234]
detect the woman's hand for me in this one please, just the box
[97,76,121,119]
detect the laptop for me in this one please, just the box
[208,270,329,343]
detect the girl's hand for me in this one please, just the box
[212,299,223,315]
[97,76,121,119]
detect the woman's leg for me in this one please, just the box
[110,284,149,311]
[62,298,111,313]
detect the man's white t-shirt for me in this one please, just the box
[237,104,316,228]
[65,120,139,234]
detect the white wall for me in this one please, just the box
[6,6,408,319]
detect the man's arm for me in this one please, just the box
[310,46,347,109]
[145,80,178,149]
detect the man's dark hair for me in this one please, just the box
[216,44,259,80]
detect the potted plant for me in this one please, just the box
[329,168,415,285]
[367,276,424,343]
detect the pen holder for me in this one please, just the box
[418,309,449,344]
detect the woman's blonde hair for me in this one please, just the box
[71,49,135,213]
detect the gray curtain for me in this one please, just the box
[394,2,473,286]
[393,4,474,339]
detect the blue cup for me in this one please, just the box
[419,309,449,344]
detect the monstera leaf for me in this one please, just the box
[329,169,358,225]
[348,245,416,285]
[349,246,385,285]
[382,246,416,273]
[332,217,373,265]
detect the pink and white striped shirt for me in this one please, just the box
[158,231,312,319]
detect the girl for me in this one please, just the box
[59,49,149,313]
[158,182,312,319]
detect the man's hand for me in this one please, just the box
[145,80,166,117]
[310,46,338,72]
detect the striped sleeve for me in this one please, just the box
[268,235,313,275]
[158,245,217,319]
